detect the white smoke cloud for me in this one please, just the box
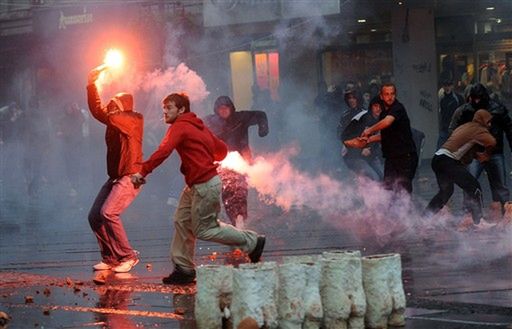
[137,64,209,104]
[220,148,419,243]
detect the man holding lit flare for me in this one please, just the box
[86,60,143,274]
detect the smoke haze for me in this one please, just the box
[0,1,510,275]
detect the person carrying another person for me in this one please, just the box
[131,93,265,285]
[425,109,496,230]
[86,66,143,273]
[204,95,269,228]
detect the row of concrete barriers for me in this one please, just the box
[194,250,406,329]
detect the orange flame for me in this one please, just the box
[219,152,249,174]
[103,48,124,69]
[96,48,125,89]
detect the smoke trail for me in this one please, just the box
[220,149,417,240]
[220,149,512,264]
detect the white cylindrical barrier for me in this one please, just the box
[320,258,351,329]
[277,262,307,329]
[362,253,406,329]
[321,250,366,329]
[283,255,323,329]
[194,265,233,329]
[231,262,279,328]
[322,249,361,259]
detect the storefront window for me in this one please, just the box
[254,51,280,101]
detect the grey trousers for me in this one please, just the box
[171,175,258,271]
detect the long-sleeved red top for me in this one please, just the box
[141,112,228,187]
[87,84,143,179]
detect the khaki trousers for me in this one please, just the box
[171,175,258,271]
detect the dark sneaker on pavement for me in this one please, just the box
[162,266,196,285]
[248,235,266,263]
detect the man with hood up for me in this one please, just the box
[86,67,143,274]
[203,96,269,228]
[342,96,384,181]
[425,109,496,230]
[131,93,265,285]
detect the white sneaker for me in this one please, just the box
[93,261,113,271]
[475,219,496,230]
[113,258,139,273]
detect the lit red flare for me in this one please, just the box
[219,151,248,174]
[95,48,125,89]
[103,48,124,69]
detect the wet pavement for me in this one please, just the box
[1,162,511,328]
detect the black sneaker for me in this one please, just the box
[162,266,196,285]
[248,235,266,263]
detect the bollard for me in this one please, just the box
[283,255,323,329]
[194,265,233,329]
[362,253,406,329]
[320,260,349,328]
[277,262,307,329]
[321,250,366,329]
[231,262,279,328]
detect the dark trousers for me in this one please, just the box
[426,154,483,222]
[383,152,418,194]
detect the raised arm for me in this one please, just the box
[86,68,108,124]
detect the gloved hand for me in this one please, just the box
[131,173,146,189]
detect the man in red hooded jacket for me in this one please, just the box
[132,93,265,285]
[86,67,143,274]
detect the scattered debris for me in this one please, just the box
[0,311,11,326]
[24,296,34,304]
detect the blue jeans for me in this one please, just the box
[88,176,141,265]
[465,154,510,206]
[344,157,384,181]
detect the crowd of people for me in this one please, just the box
[1,61,510,285]
[327,77,511,231]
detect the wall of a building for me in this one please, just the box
[391,7,438,159]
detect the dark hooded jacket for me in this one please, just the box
[448,85,512,155]
[87,84,143,179]
[141,112,227,187]
[204,96,268,161]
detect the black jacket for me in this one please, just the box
[439,91,464,133]
[204,111,268,161]
[449,100,512,155]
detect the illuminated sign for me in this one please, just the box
[59,7,93,30]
